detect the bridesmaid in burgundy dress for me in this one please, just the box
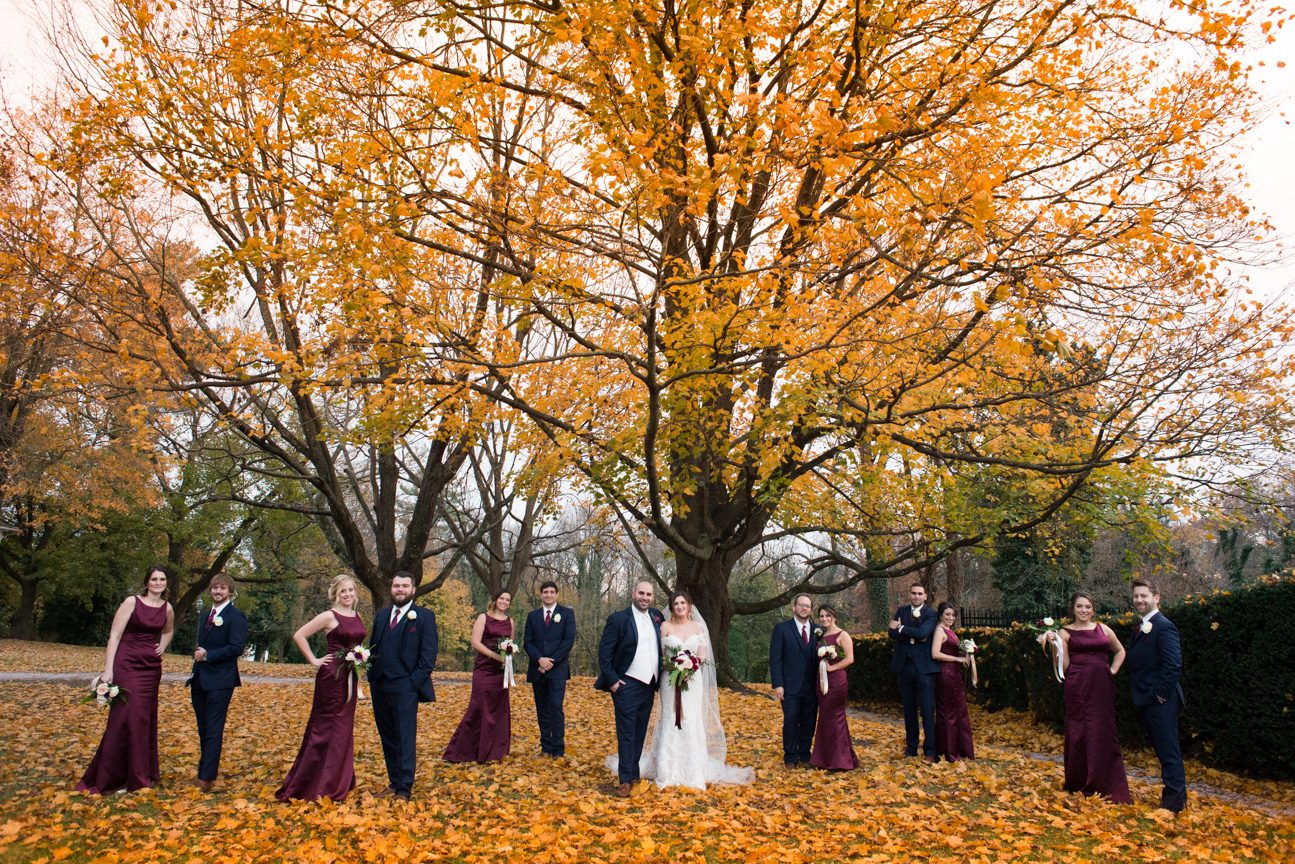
[444,591,515,763]
[931,603,975,762]
[276,574,368,802]
[77,565,175,794]
[1053,591,1130,803]
[809,604,859,770]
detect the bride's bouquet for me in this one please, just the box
[81,676,128,707]
[663,636,705,729]
[665,642,703,691]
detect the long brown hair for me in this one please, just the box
[141,564,171,601]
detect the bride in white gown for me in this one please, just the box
[633,591,754,789]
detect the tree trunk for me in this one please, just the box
[9,577,40,640]
[868,577,890,633]
[946,548,963,610]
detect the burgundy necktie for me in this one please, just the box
[802,625,808,646]
[545,609,552,628]
[205,609,215,631]
[390,610,400,630]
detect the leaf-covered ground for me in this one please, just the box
[0,640,1291,863]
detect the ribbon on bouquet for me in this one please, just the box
[968,655,979,687]
[818,658,830,694]
[674,682,684,729]
[503,653,516,689]
[1041,633,1065,683]
[346,667,357,703]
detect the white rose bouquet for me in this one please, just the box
[81,675,128,707]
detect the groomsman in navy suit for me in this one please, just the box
[596,580,662,797]
[889,583,939,761]
[189,572,247,791]
[524,581,577,758]
[1128,578,1187,814]
[769,593,819,768]
[367,570,439,800]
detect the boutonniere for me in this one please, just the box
[406,610,417,620]
[213,616,225,627]
[1140,620,1152,634]
[552,612,562,623]
[812,626,824,638]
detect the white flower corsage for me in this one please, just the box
[1140,621,1152,634]
[406,610,417,620]
[813,626,824,638]
[553,612,562,623]
[213,616,224,627]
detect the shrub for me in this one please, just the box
[847,576,1295,779]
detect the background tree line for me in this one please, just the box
[2,0,1294,682]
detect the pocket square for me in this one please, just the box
[407,626,417,633]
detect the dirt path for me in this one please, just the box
[849,706,1295,819]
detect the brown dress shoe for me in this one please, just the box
[191,779,214,792]
[616,783,632,798]
[374,786,396,799]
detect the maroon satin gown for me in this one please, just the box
[76,599,167,793]
[809,631,859,770]
[443,615,512,763]
[276,612,367,802]
[934,627,975,761]
[1062,626,1131,802]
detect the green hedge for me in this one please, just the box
[847,576,1295,779]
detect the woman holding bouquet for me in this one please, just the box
[443,590,515,763]
[629,591,752,789]
[809,604,859,770]
[931,603,975,762]
[276,574,368,802]
[77,565,175,794]
[1052,591,1130,803]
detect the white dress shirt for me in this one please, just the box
[624,607,659,684]
[390,600,413,629]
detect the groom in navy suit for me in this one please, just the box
[769,593,819,768]
[1128,578,1186,814]
[524,581,577,758]
[889,583,940,761]
[596,580,662,797]
[189,572,247,791]
[368,570,439,800]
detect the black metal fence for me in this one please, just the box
[958,606,1067,629]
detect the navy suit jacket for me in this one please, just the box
[1127,610,1184,707]
[524,605,576,682]
[889,605,939,674]
[191,604,247,690]
[595,606,662,692]
[368,604,439,703]
[769,618,819,695]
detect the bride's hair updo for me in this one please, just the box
[667,590,692,617]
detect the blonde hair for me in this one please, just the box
[487,590,511,614]
[328,574,357,605]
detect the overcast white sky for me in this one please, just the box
[1,0,1292,300]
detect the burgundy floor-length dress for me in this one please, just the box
[443,615,512,763]
[809,631,859,770]
[276,612,367,802]
[76,599,167,794]
[934,627,975,762]
[1062,626,1131,802]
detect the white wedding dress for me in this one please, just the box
[611,611,754,790]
